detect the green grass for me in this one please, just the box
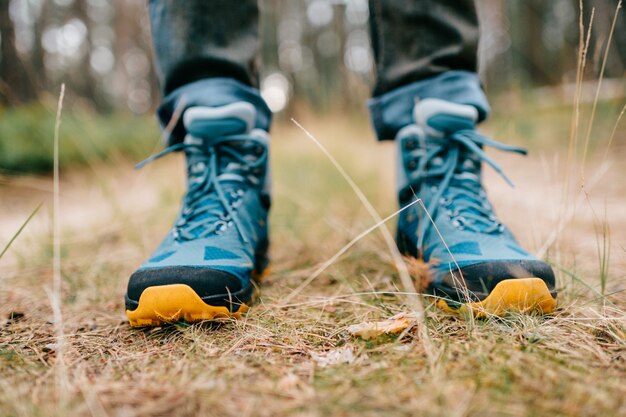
[1,97,623,174]
[0,103,159,173]
[0,98,624,416]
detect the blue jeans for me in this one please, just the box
[148,0,489,143]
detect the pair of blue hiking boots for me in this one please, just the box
[125,99,557,327]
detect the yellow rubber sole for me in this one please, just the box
[126,265,270,327]
[435,277,557,317]
[126,284,250,327]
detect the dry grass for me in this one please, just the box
[0,105,625,417]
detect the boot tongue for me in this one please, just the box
[413,99,489,226]
[183,102,267,186]
[183,102,256,141]
[414,98,478,138]
[413,98,482,177]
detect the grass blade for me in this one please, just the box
[289,119,435,360]
[0,203,42,260]
[50,83,69,404]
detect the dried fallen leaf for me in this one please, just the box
[277,372,315,399]
[42,343,58,353]
[347,312,419,340]
[311,346,355,367]
[404,256,433,291]
[277,372,301,391]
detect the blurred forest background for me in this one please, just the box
[0,0,624,171]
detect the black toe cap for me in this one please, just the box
[125,266,251,311]
[432,259,556,303]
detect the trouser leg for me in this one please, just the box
[367,0,489,140]
[369,0,479,95]
[148,0,270,144]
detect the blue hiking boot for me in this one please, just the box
[125,102,270,326]
[396,98,557,316]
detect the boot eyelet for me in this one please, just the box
[404,138,417,150]
[215,221,227,234]
[452,218,466,230]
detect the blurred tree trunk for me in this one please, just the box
[0,0,37,105]
[583,0,625,78]
[31,0,48,92]
[72,0,103,110]
[114,0,133,109]
[524,0,555,85]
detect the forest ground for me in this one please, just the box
[0,98,624,417]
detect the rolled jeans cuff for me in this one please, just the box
[157,78,272,145]
[367,70,490,141]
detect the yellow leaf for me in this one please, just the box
[347,312,418,340]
